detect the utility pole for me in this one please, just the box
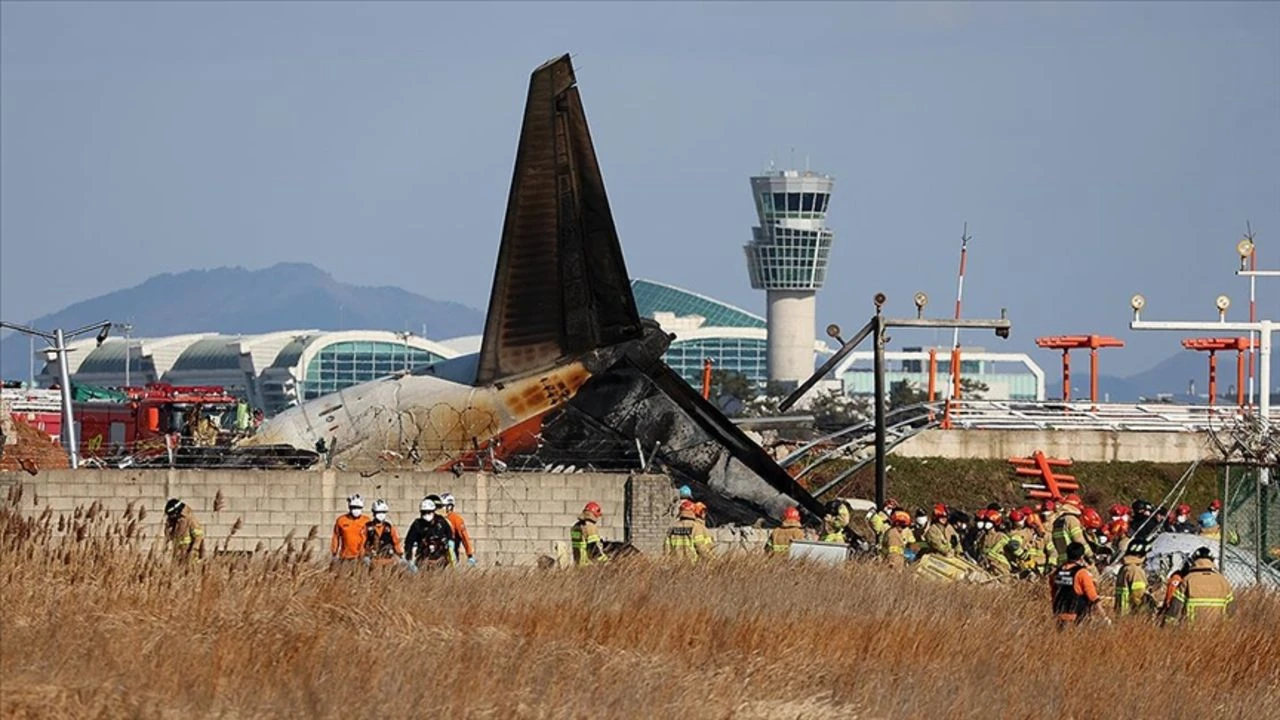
[0,319,114,469]
[115,322,134,387]
[781,292,1012,508]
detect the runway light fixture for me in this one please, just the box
[1216,294,1231,321]
[913,291,929,318]
[1130,294,1146,322]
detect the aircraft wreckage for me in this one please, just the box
[242,54,823,523]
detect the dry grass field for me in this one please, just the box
[2,500,1278,720]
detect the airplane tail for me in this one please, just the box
[475,54,642,386]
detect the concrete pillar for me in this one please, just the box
[766,290,816,387]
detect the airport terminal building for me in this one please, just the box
[39,331,459,415]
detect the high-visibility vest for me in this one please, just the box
[570,520,607,566]
[665,524,697,563]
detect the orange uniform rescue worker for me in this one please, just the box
[766,506,806,555]
[1050,542,1103,627]
[364,499,403,567]
[331,494,370,561]
[441,493,477,566]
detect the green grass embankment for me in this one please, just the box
[803,457,1222,513]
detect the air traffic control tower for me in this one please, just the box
[744,169,835,388]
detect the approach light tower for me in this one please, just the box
[744,168,835,389]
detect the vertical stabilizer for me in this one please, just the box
[475,54,641,385]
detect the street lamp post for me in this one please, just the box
[0,319,113,469]
[114,322,135,388]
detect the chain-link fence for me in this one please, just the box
[1220,464,1280,588]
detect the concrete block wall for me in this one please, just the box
[0,470,676,566]
[894,428,1213,464]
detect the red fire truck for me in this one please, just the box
[75,384,241,460]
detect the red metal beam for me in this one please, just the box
[1035,335,1125,405]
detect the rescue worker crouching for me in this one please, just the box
[164,498,206,562]
[922,504,958,557]
[363,499,403,568]
[570,501,609,566]
[881,510,912,570]
[1164,547,1235,624]
[820,500,850,543]
[405,498,455,570]
[331,494,370,562]
[766,506,806,555]
[665,499,713,563]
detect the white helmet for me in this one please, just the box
[441,493,456,508]
[372,499,389,514]
[347,494,364,509]
[420,498,437,514]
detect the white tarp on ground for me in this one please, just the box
[1144,532,1280,589]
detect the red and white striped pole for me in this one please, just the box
[950,224,970,401]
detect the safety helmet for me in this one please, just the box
[987,511,1003,527]
[1080,507,1103,530]
[1132,499,1153,515]
[678,485,693,499]
[679,499,696,514]
[420,498,437,514]
[1019,506,1034,518]
[1063,494,1082,508]
[1191,546,1213,561]
[347,494,365,509]
[782,506,801,522]
[933,503,948,520]
[1109,503,1128,519]
[1009,509,1025,524]
[426,494,443,507]
[1108,519,1129,538]
[372,499,389,514]
[1176,503,1191,517]
[1209,499,1222,512]
[692,502,707,519]
[1199,511,1218,529]
[884,498,899,511]
[1041,500,1056,513]
[441,493,456,508]
[584,501,603,517]
[890,510,912,527]
[164,498,185,516]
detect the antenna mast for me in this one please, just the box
[950,223,971,400]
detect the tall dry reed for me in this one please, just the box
[1,498,1277,719]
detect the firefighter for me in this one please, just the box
[868,498,899,542]
[405,498,454,570]
[164,498,205,562]
[766,506,806,555]
[441,493,477,566]
[1165,547,1235,624]
[1114,545,1150,617]
[1130,499,1159,545]
[881,510,912,570]
[821,500,849,543]
[1080,507,1112,564]
[364,499,403,568]
[952,510,979,561]
[691,502,714,559]
[331,494,370,562]
[1038,500,1059,569]
[570,501,609,566]
[1169,504,1196,534]
[1050,542,1104,627]
[1009,509,1043,575]
[922,503,958,557]
[665,499,709,563]
[1052,495,1092,564]
[979,511,1021,577]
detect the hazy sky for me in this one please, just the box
[2,1,1277,375]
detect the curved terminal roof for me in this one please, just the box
[632,279,765,329]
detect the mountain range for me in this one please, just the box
[1,263,1262,403]
[0,263,484,379]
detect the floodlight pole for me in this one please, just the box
[781,294,1011,508]
[0,319,113,469]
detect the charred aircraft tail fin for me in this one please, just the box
[475,54,641,386]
